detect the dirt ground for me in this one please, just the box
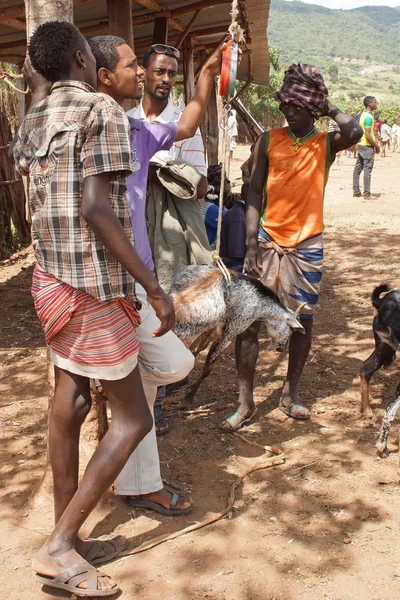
[1,145,400,600]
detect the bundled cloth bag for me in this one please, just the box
[146,159,213,291]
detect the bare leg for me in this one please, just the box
[280,319,313,419]
[33,365,152,592]
[49,368,126,562]
[50,367,92,524]
[235,321,260,417]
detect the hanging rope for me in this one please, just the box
[212,0,245,286]
[0,71,30,95]
[213,103,232,286]
[228,0,245,44]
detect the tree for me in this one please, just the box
[238,44,285,129]
[328,63,339,83]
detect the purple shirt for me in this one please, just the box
[126,117,177,271]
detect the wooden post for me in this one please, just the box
[24,0,73,40]
[182,36,194,105]
[207,82,219,165]
[107,0,134,49]
[107,0,135,110]
[152,16,168,44]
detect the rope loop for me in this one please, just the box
[212,251,232,286]
[0,71,30,95]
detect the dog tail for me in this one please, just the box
[372,284,390,309]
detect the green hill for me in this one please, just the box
[268,0,400,65]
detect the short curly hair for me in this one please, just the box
[28,21,87,83]
[88,36,126,72]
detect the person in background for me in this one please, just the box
[129,44,208,198]
[200,184,228,247]
[391,118,400,152]
[328,118,342,164]
[380,119,392,157]
[353,96,380,200]
[373,111,382,150]
[220,182,249,272]
[127,43,210,434]
[228,109,238,158]
[240,142,256,183]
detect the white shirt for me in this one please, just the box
[380,123,392,142]
[228,113,238,138]
[391,123,400,137]
[127,100,207,176]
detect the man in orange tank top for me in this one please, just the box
[221,64,362,432]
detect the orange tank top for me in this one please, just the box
[260,127,333,247]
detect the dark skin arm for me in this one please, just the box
[82,173,175,337]
[22,56,51,104]
[176,47,222,142]
[243,133,267,278]
[176,43,241,142]
[321,101,363,153]
[365,126,380,153]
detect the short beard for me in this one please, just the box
[148,88,170,102]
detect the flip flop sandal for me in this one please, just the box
[83,535,128,566]
[125,491,192,516]
[220,409,257,433]
[154,402,170,436]
[35,562,119,597]
[279,402,310,420]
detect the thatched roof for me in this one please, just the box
[0,0,270,86]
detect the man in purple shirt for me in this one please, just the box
[88,36,223,515]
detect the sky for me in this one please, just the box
[285,0,400,9]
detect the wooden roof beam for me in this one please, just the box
[132,0,185,35]
[132,0,231,25]
[2,18,26,32]
[0,6,25,22]
[171,0,232,18]
[175,9,201,50]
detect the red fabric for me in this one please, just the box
[32,265,141,369]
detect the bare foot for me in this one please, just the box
[127,487,192,511]
[33,542,117,592]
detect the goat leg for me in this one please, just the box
[376,383,400,456]
[186,328,232,403]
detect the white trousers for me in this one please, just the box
[115,284,194,496]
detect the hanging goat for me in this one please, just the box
[170,265,305,402]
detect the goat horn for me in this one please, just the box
[294,302,307,319]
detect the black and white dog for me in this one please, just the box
[359,284,400,465]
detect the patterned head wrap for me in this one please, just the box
[274,63,328,118]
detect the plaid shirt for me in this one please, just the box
[13,81,134,302]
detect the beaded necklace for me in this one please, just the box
[288,126,316,152]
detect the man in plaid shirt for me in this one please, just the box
[14,21,175,597]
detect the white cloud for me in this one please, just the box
[285,0,400,9]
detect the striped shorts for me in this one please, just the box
[258,229,323,320]
[32,265,141,380]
